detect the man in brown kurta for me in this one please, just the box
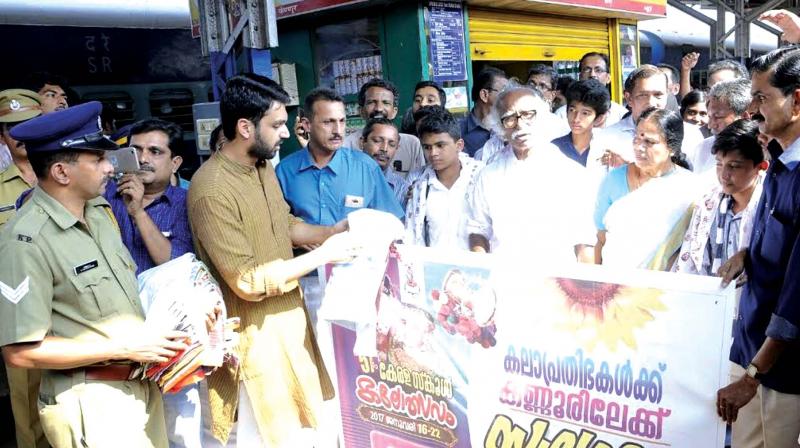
[187,74,351,447]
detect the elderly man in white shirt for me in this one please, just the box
[595,64,704,169]
[467,84,596,264]
[405,109,483,250]
[691,78,752,175]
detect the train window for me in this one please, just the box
[80,91,136,132]
[149,88,195,133]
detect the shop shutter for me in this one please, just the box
[468,8,610,61]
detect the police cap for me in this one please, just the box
[9,101,118,154]
[0,89,42,124]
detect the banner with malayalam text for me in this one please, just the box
[330,245,734,448]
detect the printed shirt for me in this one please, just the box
[730,137,800,394]
[104,181,193,275]
[275,147,404,226]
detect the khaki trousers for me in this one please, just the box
[7,364,48,448]
[730,363,800,448]
[38,371,167,448]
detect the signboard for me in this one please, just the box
[330,246,734,447]
[275,0,368,18]
[535,0,665,17]
[428,1,468,82]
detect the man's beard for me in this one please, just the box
[249,131,278,161]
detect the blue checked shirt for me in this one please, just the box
[104,181,193,275]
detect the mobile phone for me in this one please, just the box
[108,146,140,179]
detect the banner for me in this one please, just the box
[331,245,735,448]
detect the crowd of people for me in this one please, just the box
[0,8,800,448]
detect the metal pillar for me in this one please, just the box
[198,0,279,100]
[706,0,784,61]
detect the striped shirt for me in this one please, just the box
[187,150,333,446]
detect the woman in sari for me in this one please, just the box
[594,107,698,270]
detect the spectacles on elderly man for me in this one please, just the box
[500,110,537,129]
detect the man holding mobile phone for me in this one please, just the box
[103,118,196,446]
[103,118,192,275]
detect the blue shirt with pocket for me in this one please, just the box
[275,147,404,226]
[730,137,800,394]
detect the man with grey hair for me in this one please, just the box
[692,78,752,174]
[708,59,749,88]
[467,84,595,262]
[474,83,567,162]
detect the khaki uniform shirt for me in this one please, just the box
[187,151,334,447]
[0,163,34,227]
[0,186,143,365]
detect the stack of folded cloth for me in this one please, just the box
[132,253,240,393]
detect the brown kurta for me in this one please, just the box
[187,150,334,446]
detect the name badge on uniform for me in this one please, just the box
[73,260,99,275]
[0,203,15,213]
[344,195,365,208]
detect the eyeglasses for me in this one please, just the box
[500,110,537,129]
[528,81,553,92]
[581,66,608,75]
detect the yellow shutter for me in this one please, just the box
[468,8,610,62]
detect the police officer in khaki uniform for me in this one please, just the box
[0,101,188,448]
[0,89,41,226]
[0,89,46,447]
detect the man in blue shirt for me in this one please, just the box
[276,88,404,225]
[717,46,800,448]
[551,79,610,167]
[104,118,198,447]
[105,118,192,275]
[460,67,507,157]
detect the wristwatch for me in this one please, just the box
[745,363,762,381]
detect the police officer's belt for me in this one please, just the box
[59,364,134,381]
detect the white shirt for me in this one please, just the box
[555,101,628,128]
[692,136,716,174]
[405,156,484,250]
[595,114,705,163]
[474,111,568,163]
[466,143,596,263]
[343,129,426,176]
